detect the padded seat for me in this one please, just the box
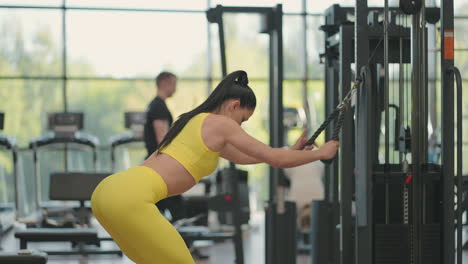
[15,228,98,244]
[0,250,47,264]
[15,228,99,249]
[14,228,122,256]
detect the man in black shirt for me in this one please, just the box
[144,71,185,222]
[144,72,175,156]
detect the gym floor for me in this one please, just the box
[0,212,313,264]
[4,216,468,264]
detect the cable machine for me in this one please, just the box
[312,1,463,264]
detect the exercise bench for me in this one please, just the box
[14,172,122,256]
[0,250,47,264]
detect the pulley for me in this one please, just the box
[399,0,422,15]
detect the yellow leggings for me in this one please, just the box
[91,166,194,264]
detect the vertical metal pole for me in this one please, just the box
[440,0,455,263]
[111,147,115,172]
[427,0,438,154]
[399,17,404,163]
[384,0,390,166]
[268,17,278,210]
[62,0,68,171]
[93,148,97,170]
[354,0,372,263]
[13,149,19,218]
[215,6,236,170]
[266,5,287,264]
[301,0,310,133]
[218,7,227,78]
[33,148,41,210]
[420,1,428,164]
[411,9,423,264]
[229,170,245,264]
[420,5,429,246]
[268,5,284,209]
[276,5,286,261]
[62,0,67,112]
[206,0,213,96]
[383,0,390,226]
[315,13,340,264]
[216,5,236,169]
[265,7,274,264]
[339,25,354,264]
[324,30,339,208]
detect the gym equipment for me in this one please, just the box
[0,113,17,235]
[208,5,291,264]
[29,112,98,214]
[0,250,47,264]
[312,2,463,264]
[315,4,411,264]
[15,172,122,256]
[216,167,250,225]
[109,112,145,172]
[0,113,49,263]
[305,79,359,164]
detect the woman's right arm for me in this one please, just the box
[218,118,339,168]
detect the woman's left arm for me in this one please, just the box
[220,143,262,164]
[220,131,315,164]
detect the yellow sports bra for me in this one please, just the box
[160,112,219,183]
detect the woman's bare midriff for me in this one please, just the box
[140,153,197,197]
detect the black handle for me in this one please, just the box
[306,77,362,165]
[320,110,345,164]
[389,104,400,151]
[304,109,340,165]
[449,66,463,264]
[305,108,340,147]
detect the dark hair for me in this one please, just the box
[157,70,256,152]
[155,71,176,88]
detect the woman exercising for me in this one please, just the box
[91,70,339,264]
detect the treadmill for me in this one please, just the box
[109,112,145,172]
[0,112,17,235]
[28,112,98,219]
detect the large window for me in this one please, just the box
[66,0,207,10]
[283,15,305,79]
[0,9,62,77]
[0,80,63,145]
[212,0,303,13]
[67,12,208,78]
[0,0,62,7]
[67,79,208,142]
[307,16,324,79]
[212,13,270,79]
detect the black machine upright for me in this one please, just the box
[206,4,297,264]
